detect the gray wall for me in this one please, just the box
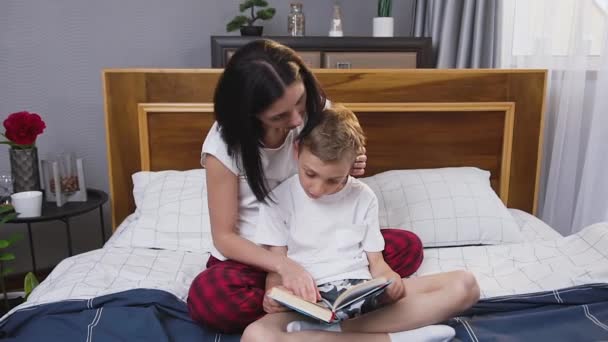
[0,0,415,275]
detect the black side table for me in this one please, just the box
[7,188,108,273]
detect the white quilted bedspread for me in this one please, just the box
[3,219,608,320]
[417,222,608,298]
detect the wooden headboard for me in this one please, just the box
[103,69,547,230]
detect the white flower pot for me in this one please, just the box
[373,17,394,37]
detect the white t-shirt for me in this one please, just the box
[201,122,300,260]
[254,174,385,285]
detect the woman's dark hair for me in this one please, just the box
[213,39,326,202]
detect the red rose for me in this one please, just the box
[3,111,46,146]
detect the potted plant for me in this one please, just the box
[373,0,394,37]
[226,0,276,36]
[0,204,38,316]
[0,204,19,314]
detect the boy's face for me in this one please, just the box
[295,144,352,199]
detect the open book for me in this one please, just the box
[267,278,391,323]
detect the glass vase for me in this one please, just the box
[329,4,344,37]
[9,147,41,193]
[288,2,305,36]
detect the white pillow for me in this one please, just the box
[361,167,523,247]
[508,208,562,242]
[110,169,212,253]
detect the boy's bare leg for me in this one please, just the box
[242,271,477,341]
[341,270,479,333]
[241,311,390,342]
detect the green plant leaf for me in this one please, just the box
[227,15,249,31]
[1,267,14,276]
[0,204,14,213]
[24,272,39,300]
[252,0,269,7]
[0,253,15,261]
[0,133,32,148]
[0,204,17,224]
[239,0,255,12]
[0,240,10,249]
[0,141,31,149]
[256,8,275,20]
[378,0,392,17]
[0,212,17,224]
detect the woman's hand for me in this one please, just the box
[263,292,290,314]
[351,148,367,176]
[262,272,291,314]
[382,270,406,304]
[276,256,320,303]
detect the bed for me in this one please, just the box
[1,69,607,341]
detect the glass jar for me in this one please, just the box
[0,174,13,205]
[45,153,80,196]
[288,3,305,36]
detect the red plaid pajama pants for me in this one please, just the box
[187,229,422,333]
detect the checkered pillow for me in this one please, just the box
[110,169,212,252]
[361,167,523,247]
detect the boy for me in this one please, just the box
[245,105,477,342]
[256,104,395,317]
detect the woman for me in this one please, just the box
[187,39,424,334]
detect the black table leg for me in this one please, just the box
[26,223,37,273]
[63,218,74,256]
[99,205,105,246]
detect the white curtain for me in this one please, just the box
[501,0,608,235]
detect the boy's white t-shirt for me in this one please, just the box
[201,122,300,260]
[254,174,385,285]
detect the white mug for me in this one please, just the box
[11,191,43,218]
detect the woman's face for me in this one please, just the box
[258,81,306,131]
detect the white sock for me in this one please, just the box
[389,325,456,342]
[286,320,341,333]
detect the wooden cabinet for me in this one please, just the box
[211,36,433,69]
[324,52,418,69]
[292,51,322,68]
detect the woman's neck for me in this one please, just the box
[262,128,290,148]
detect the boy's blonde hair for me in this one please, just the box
[300,104,366,163]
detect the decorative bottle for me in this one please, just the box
[288,3,305,36]
[329,4,344,37]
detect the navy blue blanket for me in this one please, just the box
[1,284,607,341]
[0,289,240,342]
[448,283,608,341]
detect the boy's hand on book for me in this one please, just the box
[263,286,293,313]
[277,256,320,303]
[383,271,406,304]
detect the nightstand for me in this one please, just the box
[8,188,108,273]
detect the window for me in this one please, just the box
[501,0,607,67]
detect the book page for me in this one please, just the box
[268,287,335,323]
[333,278,390,309]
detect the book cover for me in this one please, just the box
[267,278,391,323]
